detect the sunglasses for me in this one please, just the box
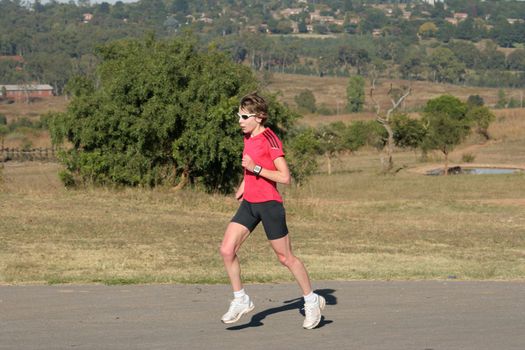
[237,112,257,120]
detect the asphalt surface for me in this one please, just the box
[1,281,524,350]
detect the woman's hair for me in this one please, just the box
[240,92,268,123]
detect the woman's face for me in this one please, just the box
[238,107,261,134]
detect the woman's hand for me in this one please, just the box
[242,154,256,172]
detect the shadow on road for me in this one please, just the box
[227,289,337,330]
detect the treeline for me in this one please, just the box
[215,34,525,87]
[3,0,525,94]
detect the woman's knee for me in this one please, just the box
[277,253,296,267]
[219,244,236,261]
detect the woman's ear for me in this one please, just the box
[255,114,267,125]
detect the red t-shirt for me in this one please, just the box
[242,128,285,203]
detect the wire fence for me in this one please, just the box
[0,147,57,162]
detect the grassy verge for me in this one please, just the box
[1,152,523,284]
[1,92,524,285]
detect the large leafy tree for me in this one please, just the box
[50,35,297,192]
[421,95,471,175]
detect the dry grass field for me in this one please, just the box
[0,96,67,149]
[0,74,524,285]
[0,96,68,122]
[267,73,525,126]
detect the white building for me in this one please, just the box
[422,0,444,5]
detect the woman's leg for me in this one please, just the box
[270,234,325,329]
[219,222,251,292]
[269,234,312,296]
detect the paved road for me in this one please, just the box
[1,281,524,350]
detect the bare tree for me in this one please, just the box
[370,80,411,173]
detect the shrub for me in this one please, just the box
[346,120,387,151]
[58,169,76,188]
[467,95,484,107]
[316,103,335,115]
[461,153,476,163]
[392,114,426,150]
[294,89,316,113]
[346,75,365,112]
[285,127,320,186]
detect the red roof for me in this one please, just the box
[0,55,24,63]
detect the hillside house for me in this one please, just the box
[83,13,93,23]
[454,13,468,21]
[422,0,444,5]
[310,13,336,24]
[446,12,468,25]
[0,55,24,63]
[348,17,361,25]
[280,8,304,18]
[372,29,384,38]
[0,84,54,101]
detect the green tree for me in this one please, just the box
[467,94,485,107]
[496,89,508,108]
[171,0,189,13]
[0,124,8,149]
[437,22,455,43]
[294,89,316,113]
[285,127,320,186]
[50,35,297,192]
[480,41,506,70]
[456,18,478,41]
[359,8,388,34]
[345,120,387,152]
[399,48,426,80]
[507,49,525,70]
[508,96,521,108]
[392,114,426,153]
[466,105,495,140]
[346,75,365,112]
[448,41,481,69]
[427,47,466,83]
[421,95,471,175]
[418,22,438,39]
[316,122,347,175]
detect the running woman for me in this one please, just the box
[219,92,325,329]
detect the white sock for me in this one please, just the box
[233,289,248,302]
[303,291,317,304]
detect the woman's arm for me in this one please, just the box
[242,155,291,185]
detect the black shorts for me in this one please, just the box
[231,200,289,240]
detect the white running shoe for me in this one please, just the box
[221,297,255,324]
[303,294,326,329]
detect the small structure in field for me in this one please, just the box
[0,84,54,101]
